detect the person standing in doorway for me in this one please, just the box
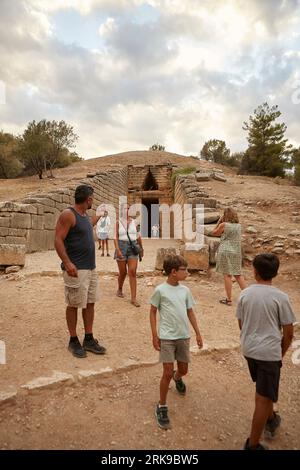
[96,210,111,256]
[55,185,106,358]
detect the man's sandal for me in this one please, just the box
[116,290,124,298]
[219,298,232,306]
[130,300,141,307]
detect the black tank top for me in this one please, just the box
[62,207,95,270]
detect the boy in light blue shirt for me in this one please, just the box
[150,255,203,429]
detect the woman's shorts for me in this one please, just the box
[114,240,139,261]
[98,233,109,240]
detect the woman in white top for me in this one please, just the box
[114,203,144,307]
[96,210,111,256]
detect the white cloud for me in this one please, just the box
[0,0,300,158]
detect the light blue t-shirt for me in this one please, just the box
[150,282,196,340]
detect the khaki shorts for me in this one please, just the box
[63,269,100,309]
[159,339,190,363]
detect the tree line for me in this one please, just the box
[0,120,81,179]
[199,102,300,186]
[150,102,300,186]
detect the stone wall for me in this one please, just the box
[0,167,128,253]
[174,174,219,242]
[127,164,172,191]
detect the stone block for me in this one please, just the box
[0,227,9,236]
[78,367,114,381]
[44,213,57,230]
[31,215,45,230]
[187,197,217,208]
[37,196,56,208]
[21,371,74,393]
[180,243,209,270]
[8,228,27,237]
[0,202,37,214]
[5,236,27,245]
[0,216,10,227]
[27,230,48,252]
[195,172,211,181]
[46,230,55,250]
[62,195,72,204]
[10,213,31,229]
[155,247,178,270]
[46,193,63,203]
[5,265,21,274]
[212,173,227,182]
[0,244,26,266]
[0,390,17,406]
[204,236,220,264]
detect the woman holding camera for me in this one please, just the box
[114,203,144,307]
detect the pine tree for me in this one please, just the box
[241,102,291,177]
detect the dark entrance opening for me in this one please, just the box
[141,198,159,238]
[142,169,158,191]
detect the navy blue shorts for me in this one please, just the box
[245,357,282,402]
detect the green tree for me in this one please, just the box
[55,149,83,168]
[291,147,300,186]
[227,151,244,168]
[18,121,51,179]
[44,120,78,177]
[241,102,291,177]
[149,143,165,151]
[0,131,23,178]
[18,120,79,178]
[200,139,230,164]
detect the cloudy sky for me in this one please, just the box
[0,0,300,158]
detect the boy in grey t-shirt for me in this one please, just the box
[150,255,203,429]
[236,253,296,450]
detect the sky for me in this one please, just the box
[0,0,300,159]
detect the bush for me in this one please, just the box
[171,166,196,189]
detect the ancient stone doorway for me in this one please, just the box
[141,198,159,238]
[142,169,158,191]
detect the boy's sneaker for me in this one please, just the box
[264,412,281,438]
[68,338,87,358]
[243,438,268,450]
[83,337,106,355]
[155,404,171,429]
[173,370,186,395]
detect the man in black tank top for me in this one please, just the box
[55,185,107,358]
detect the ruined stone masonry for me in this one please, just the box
[0,164,223,270]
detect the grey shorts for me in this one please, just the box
[63,269,100,309]
[159,339,190,363]
[114,240,139,261]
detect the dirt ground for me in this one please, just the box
[0,351,299,450]
[0,241,299,450]
[0,151,300,449]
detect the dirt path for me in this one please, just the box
[1,244,299,391]
[0,350,299,450]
